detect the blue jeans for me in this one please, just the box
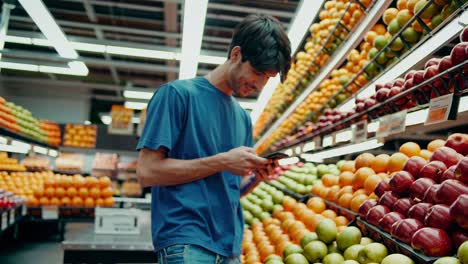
[157,244,241,264]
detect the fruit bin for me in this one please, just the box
[266,181,308,202]
[314,194,359,221]
[355,217,440,264]
[27,206,95,221]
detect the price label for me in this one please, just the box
[22,205,27,216]
[1,212,7,230]
[377,115,391,138]
[9,209,14,224]
[352,120,368,143]
[389,110,407,134]
[425,94,454,125]
[459,10,468,26]
[95,207,140,235]
[41,206,59,220]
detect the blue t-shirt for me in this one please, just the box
[136,77,253,257]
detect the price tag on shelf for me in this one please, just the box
[9,209,15,224]
[22,205,27,216]
[95,207,140,235]
[352,120,368,143]
[41,206,58,220]
[459,10,468,26]
[1,212,7,230]
[389,110,407,134]
[377,115,391,138]
[425,94,454,125]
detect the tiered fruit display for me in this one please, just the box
[358,135,468,258]
[253,0,373,140]
[0,152,26,172]
[0,98,48,143]
[63,124,97,148]
[39,120,61,146]
[256,2,466,154]
[0,171,115,208]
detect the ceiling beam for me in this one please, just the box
[164,1,178,82]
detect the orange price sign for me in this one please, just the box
[425,94,454,125]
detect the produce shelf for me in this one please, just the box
[355,217,442,264]
[0,126,58,150]
[0,203,26,235]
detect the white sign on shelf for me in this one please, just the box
[459,10,468,26]
[425,93,454,125]
[377,115,391,138]
[352,120,368,143]
[95,207,141,235]
[9,209,14,224]
[1,212,7,230]
[389,110,407,134]
[41,206,59,220]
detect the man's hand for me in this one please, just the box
[253,159,280,181]
[219,146,269,176]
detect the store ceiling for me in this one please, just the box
[0,0,300,121]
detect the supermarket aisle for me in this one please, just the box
[0,241,62,264]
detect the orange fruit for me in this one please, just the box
[322,174,339,187]
[27,197,39,207]
[78,187,89,198]
[44,187,55,198]
[353,167,375,190]
[340,160,356,173]
[72,196,83,207]
[61,176,72,189]
[383,8,399,25]
[39,197,50,206]
[312,183,325,196]
[364,174,382,195]
[337,186,354,198]
[353,188,367,198]
[355,153,376,170]
[307,197,326,213]
[322,209,337,219]
[334,216,349,226]
[399,142,421,157]
[101,187,114,198]
[407,0,419,13]
[350,194,369,212]
[55,187,66,198]
[418,149,432,161]
[84,197,95,207]
[339,171,355,187]
[365,31,378,44]
[50,197,61,206]
[369,193,379,199]
[327,185,341,202]
[388,152,409,172]
[397,0,407,10]
[67,187,77,197]
[338,193,354,209]
[89,187,101,199]
[61,197,71,206]
[84,176,99,188]
[427,139,445,152]
[33,187,44,198]
[371,154,390,173]
[98,176,111,188]
[372,24,387,35]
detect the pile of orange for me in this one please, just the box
[0,171,114,208]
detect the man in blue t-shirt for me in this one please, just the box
[137,14,291,264]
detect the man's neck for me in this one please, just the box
[205,63,233,96]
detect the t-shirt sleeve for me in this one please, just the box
[136,84,185,152]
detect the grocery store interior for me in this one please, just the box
[0,0,467,263]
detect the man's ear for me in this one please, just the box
[230,46,242,63]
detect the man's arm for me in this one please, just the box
[137,146,268,187]
[240,160,280,196]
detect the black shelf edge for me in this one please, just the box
[0,126,58,150]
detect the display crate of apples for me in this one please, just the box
[0,152,26,172]
[63,124,97,148]
[259,1,467,154]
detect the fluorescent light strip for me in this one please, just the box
[100,115,141,124]
[305,139,383,160]
[124,101,147,110]
[18,0,79,59]
[278,157,300,166]
[288,0,325,54]
[340,11,467,112]
[123,90,153,100]
[179,0,209,79]
[33,145,48,155]
[0,60,88,76]
[106,45,178,60]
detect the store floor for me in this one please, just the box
[0,241,63,264]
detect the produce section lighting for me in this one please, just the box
[33,145,48,155]
[278,157,299,166]
[178,0,209,79]
[106,45,178,60]
[84,120,91,125]
[123,90,154,100]
[124,101,147,110]
[288,0,325,54]
[304,139,384,160]
[11,140,31,151]
[100,115,141,124]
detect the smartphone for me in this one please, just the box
[263,152,289,160]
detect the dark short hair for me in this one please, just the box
[228,14,291,82]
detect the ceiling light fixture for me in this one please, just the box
[178,0,209,79]
[123,90,154,100]
[124,101,147,110]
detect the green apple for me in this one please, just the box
[323,253,345,264]
[458,241,468,264]
[283,244,303,258]
[337,226,362,251]
[434,257,460,264]
[358,243,388,264]
[328,242,341,254]
[262,199,274,212]
[284,253,308,264]
[316,219,337,244]
[265,260,284,264]
[344,245,364,260]
[303,240,328,263]
[360,237,374,245]
[382,254,415,264]
[264,254,283,263]
[343,260,360,264]
[300,232,318,248]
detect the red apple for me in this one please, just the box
[393,78,405,87]
[355,102,366,112]
[407,202,432,223]
[423,183,440,204]
[389,171,415,196]
[358,199,379,219]
[384,82,393,89]
[451,230,468,249]
[374,178,390,197]
[379,191,400,208]
[412,70,425,85]
[410,177,436,201]
[423,65,443,89]
[364,98,377,109]
[435,179,468,205]
[402,78,414,91]
[405,70,416,81]
[445,133,468,156]
[449,194,468,230]
[425,58,441,69]
[411,228,453,257]
[437,56,453,77]
[366,205,390,226]
[441,165,457,183]
[379,212,405,233]
[391,218,424,244]
[455,157,468,184]
[403,156,427,179]
[355,97,365,104]
[451,43,468,65]
[419,161,447,183]
[393,198,416,216]
[461,27,468,42]
[388,86,402,99]
[375,88,390,102]
[425,204,455,230]
[375,83,385,92]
